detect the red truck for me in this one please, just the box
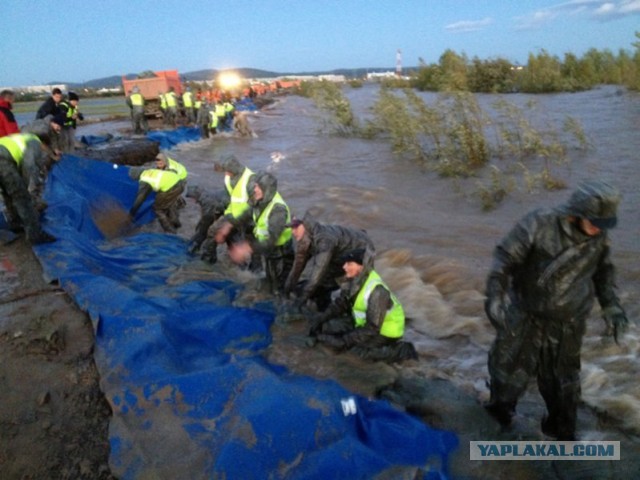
[122,70,183,117]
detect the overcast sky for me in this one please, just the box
[2,0,639,86]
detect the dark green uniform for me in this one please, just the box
[484,180,627,440]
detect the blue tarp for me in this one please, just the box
[146,126,202,150]
[27,152,458,479]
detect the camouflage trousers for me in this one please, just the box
[0,155,43,241]
[487,307,586,439]
[154,182,185,233]
[317,316,417,363]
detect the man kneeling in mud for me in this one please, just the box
[308,248,417,363]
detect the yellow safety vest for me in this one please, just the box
[130,93,144,107]
[159,94,167,109]
[59,101,76,127]
[215,104,226,118]
[167,157,188,180]
[165,92,177,108]
[252,192,292,246]
[352,270,405,338]
[0,133,40,166]
[223,167,254,218]
[182,91,193,108]
[209,111,219,128]
[194,100,202,109]
[139,169,181,192]
[224,102,234,113]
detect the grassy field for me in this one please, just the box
[13,97,129,118]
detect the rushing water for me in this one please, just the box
[74,84,639,435]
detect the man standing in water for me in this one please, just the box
[484,180,629,440]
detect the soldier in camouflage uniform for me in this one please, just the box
[185,185,229,263]
[484,180,629,440]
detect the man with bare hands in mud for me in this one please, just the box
[483,180,629,441]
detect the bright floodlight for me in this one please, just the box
[218,72,241,90]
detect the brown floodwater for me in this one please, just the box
[81,84,640,436]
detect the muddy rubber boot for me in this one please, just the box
[156,211,177,233]
[483,401,515,427]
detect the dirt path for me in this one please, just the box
[0,238,114,480]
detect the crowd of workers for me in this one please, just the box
[0,85,630,441]
[0,87,84,243]
[126,151,418,364]
[126,85,254,139]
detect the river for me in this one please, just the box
[21,85,640,436]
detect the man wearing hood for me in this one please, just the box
[221,171,294,294]
[283,211,375,312]
[185,184,229,263]
[307,247,418,363]
[483,180,629,440]
[202,154,257,263]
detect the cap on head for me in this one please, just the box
[341,248,366,265]
[285,218,304,229]
[564,180,620,230]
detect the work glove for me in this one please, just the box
[484,277,511,334]
[187,241,199,256]
[603,306,629,345]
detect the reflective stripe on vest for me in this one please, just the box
[252,192,292,246]
[167,157,188,180]
[352,270,405,338]
[59,101,75,126]
[165,92,177,108]
[224,167,253,218]
[0,133,40,166]
[130,93,144,106]
[209,110,219,128]
[183,92,193,108]
[139,169,181,192]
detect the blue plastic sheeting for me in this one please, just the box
[32,155,458,479]
[146,126,202,150]
[235,98,258,112]
[80,134,117,146]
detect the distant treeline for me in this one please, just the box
[396,32,640,94]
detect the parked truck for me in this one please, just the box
[122,70,182,118]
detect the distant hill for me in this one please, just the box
[48,66,415,89]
